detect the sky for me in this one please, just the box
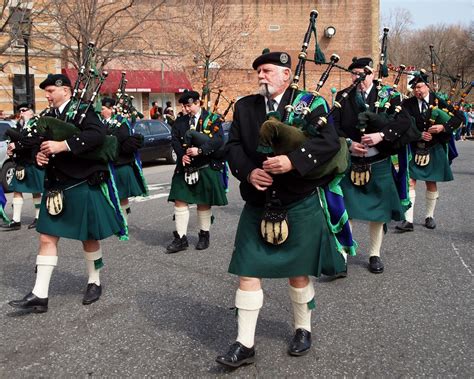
[380,0,473,29]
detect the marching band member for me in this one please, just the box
[8,74,124,312]
[2,103,44,231]
[217,49,345,368]
[396,72,461,232]
[166,91,227,253]
[334,57,415,273]
[100,97,147,219]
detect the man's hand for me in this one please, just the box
[36,151,49,166]
[361,132,383,147]
[427,124,445,134]
[182,155,191,165]
[7,142,15,157]
[350,141,369,156]
[248,168,273,191]
[40,140,68,156]
[262,155,293,175]
[186,147,199,157]
[421,131,433,142]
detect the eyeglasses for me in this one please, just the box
[19,108,30,112]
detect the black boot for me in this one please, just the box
[216,342,256,368]
[8,292,48,313]
[83,283,102,305]
[166,231,189,254]
[1,221,21,231]
[196,230,210,250]
[369,256,384,273]
[288,328,312,356]
[28,219,38,230]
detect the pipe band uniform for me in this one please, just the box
[165,90,228,254]
[333,53,420,274]
[217,12,353,367]
[8,53,127,312]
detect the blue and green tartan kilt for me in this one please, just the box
[340,157,406,223]
[409,143,453,182]
[113,164,146,200]
[36,181,122,241]
[9,163,45,193]
[168,166,228,206]
[228,194,346,279]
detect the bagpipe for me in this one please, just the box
[6,42,118,164]
[114,72,144,124]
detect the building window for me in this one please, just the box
[13,74,35,112]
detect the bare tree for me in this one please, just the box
[30,0,173,71]
[381,7,414,66]
[0,0,32,70]
[164,0,256,94]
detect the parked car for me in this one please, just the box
[133,119,176,164]
[0,120,16,191]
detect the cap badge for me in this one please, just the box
[280,53,289,64]
[55,79,63,87]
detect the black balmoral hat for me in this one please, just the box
[408,71,429,87]
[252,49,292,70]
[101,97,116,108]
[348,57,373,71]
[179,90,200,104]
[39,74,72,89]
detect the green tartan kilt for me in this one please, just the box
[228,194,346,278]
[409,143,453,182]
[9,163,45,193]
[340,157,406,223]
[113,163,146,200]
[168,166,228,206]
[36,181,122,241]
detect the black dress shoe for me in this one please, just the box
[216,341,256,368]
[395,221,414,232]
[166,231,189,254]
[28,219,38,230]
[288,328,312,356]
[8,292,48,313]
[1,221,21,231]
[424,217,436,229]
[369,256,384,273]
[83,283,102,305]
[196,230,210,250]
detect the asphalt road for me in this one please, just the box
[1,142,472,377]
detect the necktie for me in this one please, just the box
[189,115,196,129]
[267,98,277,112]
[355,90,367,112]
[421,101,428,115]
[55,108,60,117]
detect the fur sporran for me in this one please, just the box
[414,143,430,167]
[45,190,64,216]
[184,166,199,185]
[260,200,289,245]
[15,166,26,181]
[350,161,372,186]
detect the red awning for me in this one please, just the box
[62,68,192,94]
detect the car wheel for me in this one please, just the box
[1,161,15,192]
[166,148,177,164]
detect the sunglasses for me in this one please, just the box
[19,108,30,112]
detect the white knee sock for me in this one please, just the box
[12,198,23,223]
[32,255,58,299]
[368,221,384,257]
[33,197,41,219]
[236,289,263,348]
[197,209,212,231]
[425,190,439,218]
[175,206,189,237]
[405,189,416,223]
[288,281,315,332]
[84,249,103,285]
